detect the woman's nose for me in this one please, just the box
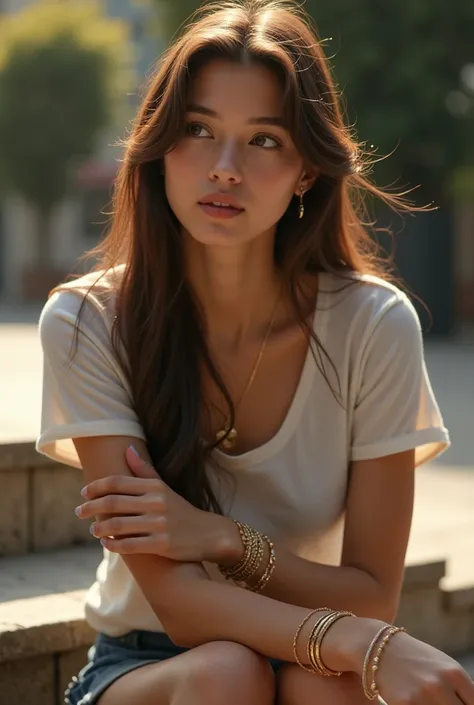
[208,141,242,184]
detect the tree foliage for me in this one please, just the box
[0,0,133,262]
[306,0,474,199]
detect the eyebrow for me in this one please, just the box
[187,103,284,127]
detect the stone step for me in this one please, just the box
[0,546,99,704]
[0,442,95,556]
[1,545,473,704]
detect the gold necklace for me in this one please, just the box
[215,293,281,451]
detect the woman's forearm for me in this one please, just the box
[254,547,395,621]
[215,518,397,622]
[151,563,385,676]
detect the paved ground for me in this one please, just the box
[1,307,473,586]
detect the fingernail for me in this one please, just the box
[75,506,82,517]
[100,538,107,546]
[129,445,140,457]
[89,523,96,536]
[80,487,88,498]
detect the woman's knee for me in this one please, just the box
[178,641,275,705]
[277,664,367,705]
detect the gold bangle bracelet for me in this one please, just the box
[309,610,355,677]
[292,608,331,673]
[307,613,333,675]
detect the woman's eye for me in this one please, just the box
[186,122,211,138]
[251,134,281,149]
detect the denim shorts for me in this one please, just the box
[65,629,286,705]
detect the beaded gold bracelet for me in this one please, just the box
[218,521,251,580]
[219,520,265,583]
[363,625,407,700]
[249,535,276,593]
[362,625,392,700]
[235,524,264,582]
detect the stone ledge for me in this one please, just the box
[0,441,58,471]
[0,545,101,603]
[0,599,95,664]
[0,546,98,665]
[0,456,94,556]
[403,559,447,588]
[443,584,474,611]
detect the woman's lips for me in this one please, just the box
[198,203,244,219]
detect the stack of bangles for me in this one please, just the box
[219,520,407,701]
[218,519,276,593]
[293,608,407,700]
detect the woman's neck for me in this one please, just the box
[185,233,282,352]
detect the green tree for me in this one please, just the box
[307,1,474,202]
[0,0,133,272]
[149,0,474,203]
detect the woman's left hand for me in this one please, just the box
[75,446,242,565]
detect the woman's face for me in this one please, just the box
[164,58,311,247]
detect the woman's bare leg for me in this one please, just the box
[277,663,368,705]
[97,640,276,705]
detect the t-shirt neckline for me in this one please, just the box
[212,273,330,469]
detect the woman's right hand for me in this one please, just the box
[361,627,474,705]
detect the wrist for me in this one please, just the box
[321,616,388,675]
[206,515,244,566]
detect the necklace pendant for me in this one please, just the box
[216,426,237,450]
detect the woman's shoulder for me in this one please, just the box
[325,270,416,323]
[39,265,125,351]
[321,270,421,351]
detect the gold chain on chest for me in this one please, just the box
[215,292,281,451]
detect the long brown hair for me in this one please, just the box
[63,0,425,511]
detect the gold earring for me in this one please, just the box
[298,187,305,219]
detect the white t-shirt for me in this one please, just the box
[36,267,450,636]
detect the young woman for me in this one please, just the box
[37,1,473,704]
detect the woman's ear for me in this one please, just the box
[296,170,319,196]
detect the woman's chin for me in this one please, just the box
[185,225,254,248]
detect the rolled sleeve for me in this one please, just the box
[36,290,146,468]
[350,295,450,467]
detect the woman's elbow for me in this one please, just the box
[122,556,209,645]
[373,603,398,624]
[364,592,400,624]
[145,589,208,648]
[159,613,202,648]
[351,581,400,623]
